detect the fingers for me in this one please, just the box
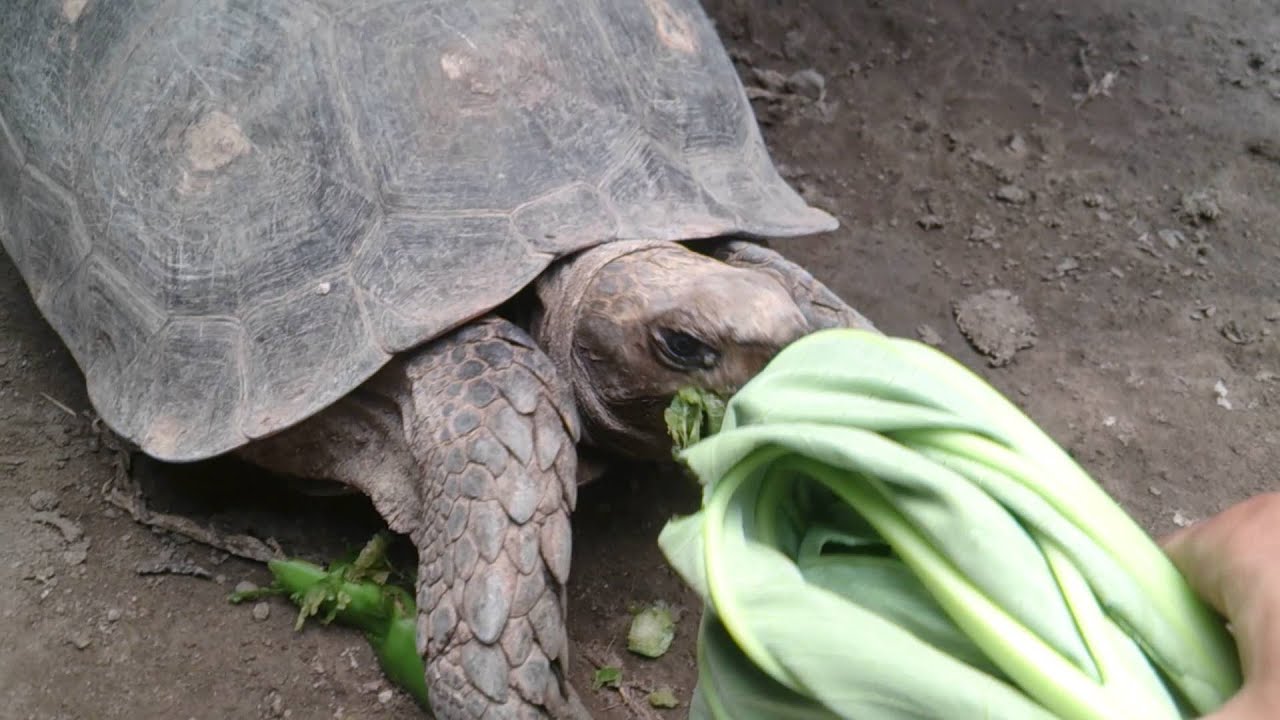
[1161,493,1280,623]
[1161,492,1280,717]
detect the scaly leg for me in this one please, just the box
[236,315,589,718]
[388,317,589,719]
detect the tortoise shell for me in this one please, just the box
[0,0,834,461]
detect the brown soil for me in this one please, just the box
[4,0,1279,718]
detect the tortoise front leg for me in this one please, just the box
[388,317,590,720]
[709,239,879,333]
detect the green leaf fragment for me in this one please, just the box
[628,604,676,658]
[648,687,680,708]
[665,387,727,453]
[593,666,622,689]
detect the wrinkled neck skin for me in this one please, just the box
[532,240,810,460]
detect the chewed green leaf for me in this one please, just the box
[628,604,677,658]
[665,386,728,453]
[648,687,680,708]
[592,666,621,689]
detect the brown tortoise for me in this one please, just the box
[0,0,875,717]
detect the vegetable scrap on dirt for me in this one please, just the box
[627,602,677,659]
[229,533,429,710]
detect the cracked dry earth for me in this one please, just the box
[4,0,1280,718]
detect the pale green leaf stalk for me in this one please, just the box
[659,328,1241,720]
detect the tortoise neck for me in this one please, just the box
[531,240,669,455]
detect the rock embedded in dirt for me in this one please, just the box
[916,324,944,347]
[28,490,58,511]
[1214,380,1233,409]
[1157,228,1186,248]
[751,67,788,93]
[234,580,259,595]
[62,543,88,566]
[786,69,826,100]
[995,184,1030,204]
[135,558,213,579]
[252,602,271,621]
[266,690,286,718]
[1178,190,1222,224]
[952,289,1038,366]
[967,224,997,243]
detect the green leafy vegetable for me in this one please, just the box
[659,328,1241,720]
[229,534,429,709]
[628,603,677,658]
[664,386,727,453]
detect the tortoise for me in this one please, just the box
[0,0,875,717]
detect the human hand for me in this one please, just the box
[1162,492,1280,719]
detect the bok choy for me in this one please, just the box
[658,328,1240,720]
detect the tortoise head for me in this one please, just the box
[534,240,809,459]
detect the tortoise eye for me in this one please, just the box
[655,328,719,370]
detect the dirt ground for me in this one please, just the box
[4,0,1280,718]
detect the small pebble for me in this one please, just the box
[968,225,997,243]
[235,580,259,595]
[106,608,122,623]
[786,68,826,100]
[70,633,92,650]
[1157,228,1185,248]
[28,490,59,511]
[377,689,394,705]
[995,184,1030,204]
[1214,380,1232,410]
[915,324,944,347]
[62,547,88,566]
[1005,133,1028,156]
[252,602,271,621]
